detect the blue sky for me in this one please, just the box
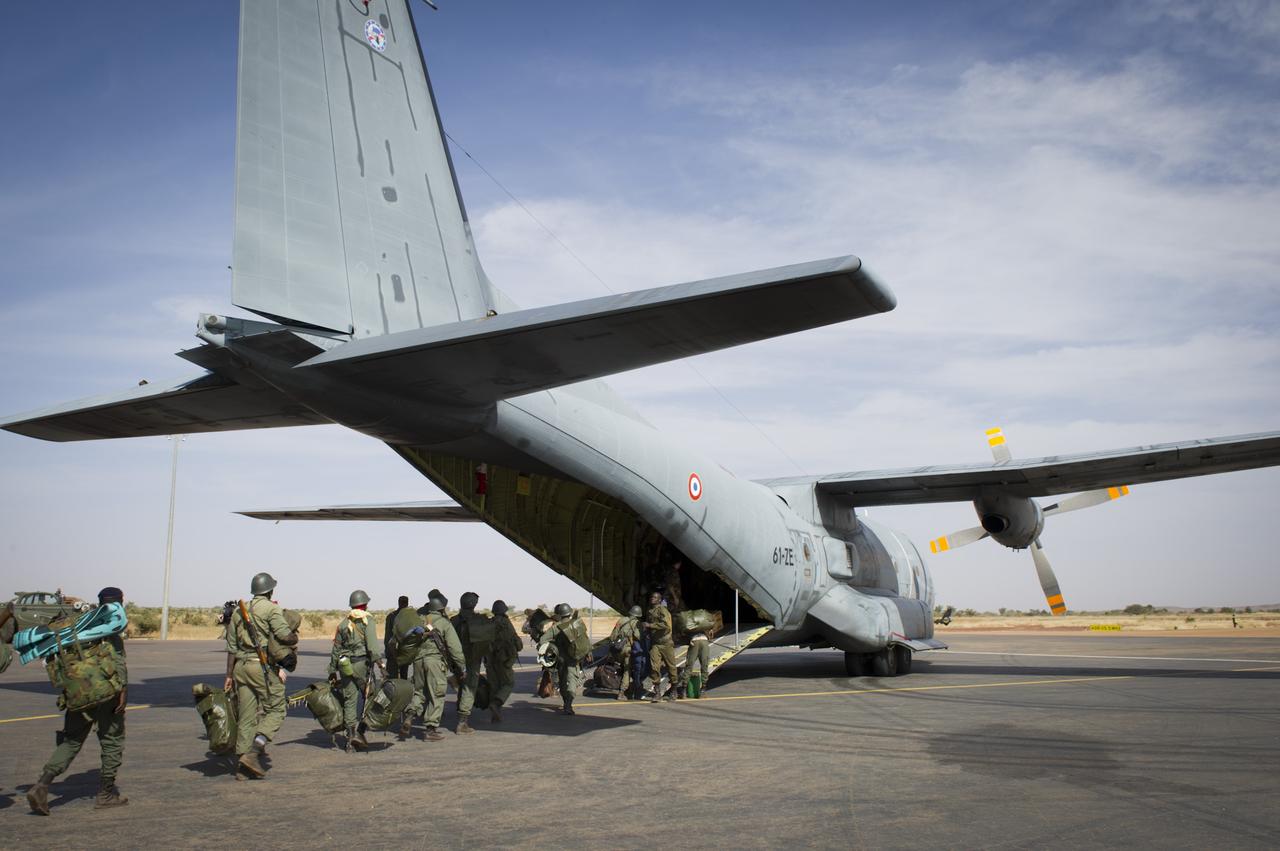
[1,1,1277,611]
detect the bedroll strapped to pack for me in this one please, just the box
[289,682,345,733]
[362,678,414,731]
[14,602,128,665]
[47,638,125,713]
[673,609,723,637]
[192,683,238,754]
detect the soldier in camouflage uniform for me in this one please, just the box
[544,603,587,715]
[328,589,383,751]
[487,600,522,722]
[610,605,644,699]
[26,586,129,815]
[450,591,492,734]
[395,593,464,741]
[224,572,297,779]
[645,591,680,702]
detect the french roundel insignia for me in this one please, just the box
[688,473,702,501]
[365,20,387,53]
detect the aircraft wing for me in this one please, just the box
[299,256,895,406]
[761,431,1280,506]
[238,500,479,522]
[0,373,331,442]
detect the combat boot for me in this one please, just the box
[344,726,357,753]
[94,778,128,809]
[456,718,475,735]
[561,702,576,716]
[26,771,54,816]
[238,750,266,778]
[490,702,503,723]
[397,716,413,740]
[424,725,444,742]
[351,724,369,751]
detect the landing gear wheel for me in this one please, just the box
[893,645,912,675]
[871,647,898,677]
[843,651,868,677]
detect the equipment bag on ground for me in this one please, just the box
[362,678,414,731]
[290,682,345,733]
[192,683,238,753]
[592,660,622,691]
[473,673,491,711]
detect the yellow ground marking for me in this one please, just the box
[0,704,152,725]
[580,675,1132,709]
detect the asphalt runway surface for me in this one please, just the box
[2,633,1278,849]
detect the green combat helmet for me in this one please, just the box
[553,603,572,619]
[460,592,479,610]
[349,590,370,608]
[251,572,277,595]
[426,598,446,613]
[629,605,642,617]
[492,600,508,615]
[428,588,448,609]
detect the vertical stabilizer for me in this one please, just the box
[233,0,493,336]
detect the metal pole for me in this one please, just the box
[589,593,595,639]
[160,436,182,640]
[735,589,740,647]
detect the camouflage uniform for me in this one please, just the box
[451,608,493,726]
[328,612,382,727]
[609,614,642,695]
[646,601,680,697]
[226,595,295,754]
[546,613,587,712]
[488,613,522,709]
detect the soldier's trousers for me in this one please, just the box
[233,658,285,753]
[683,639,711,682]
[650,641,679,691]
[556,662,583,706]
[489,659,515,707]
[338,660,369,727]
[615,651,633,694]
[42,699,125,782]
[408,655,449,728]
[456,645,490,719]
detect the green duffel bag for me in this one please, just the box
[362,678,415,731]
[474,674,491,711]
[192,683,238,754]
[674,609,722,636]
[395,632,425,668]
[291,682,345,733]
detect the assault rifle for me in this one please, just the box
[425,621,465,682]
[237,599,272,681]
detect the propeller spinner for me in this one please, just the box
[928,428,1130,615]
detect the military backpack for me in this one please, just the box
[46,638,125,713]
[558,618,593,662]
[363,678,415,731]
[192,683,238,754]
[456,611,496,647]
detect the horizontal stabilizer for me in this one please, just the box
[1,373,330,442]
[238,499,478,522]
[301,256,894,406]
[762,431,1280,505]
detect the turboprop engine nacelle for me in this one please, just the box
[974,491,1043,550]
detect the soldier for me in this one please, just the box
[398,596,464,741]
[451,591,493,734]
[544,603,588,715]
[487,600,522,722]
[682,620,716,698]
[383,595,410,679]
[224,572,297,779]
[329,589,383,751]
[645,590,680,702]
[26,586,129,815]
[610,605,644,699]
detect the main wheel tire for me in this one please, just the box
[894,645,913,675]
[871,647,898,677]
[844,651,867,677]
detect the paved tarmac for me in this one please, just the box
[2,633,1278,848]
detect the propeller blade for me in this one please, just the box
[1030,538,1067,615]
[985,426,1012,463]
[1043,485,1130,517]
[929,526,988,553]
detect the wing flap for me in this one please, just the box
[238,500,478,522]
[762,431,1280,505]
[299,256,894,406]
[1,373,330,442]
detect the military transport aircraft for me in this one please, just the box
[3,0,1278,678]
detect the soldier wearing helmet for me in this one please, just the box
[645,590,680,702]
[393,592,464,741]
[450,591,494,734]
[327,589,383,751]
[541,603,589,715]
[486,600,523,722]
[609,604,645,700]
[224,572,297,779]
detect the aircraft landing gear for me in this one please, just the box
[843,651,867,676]
[871,647,898,677]
[846,646,913,677]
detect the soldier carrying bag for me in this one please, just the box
[192,683,238,754]
[289,682,345,733]
[46,637,125,713]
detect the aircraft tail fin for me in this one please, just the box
[232,0,493,336]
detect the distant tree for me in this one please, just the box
[1123,604,1155,615]
[1219,607,1236,614]
[1245,606,1253,614]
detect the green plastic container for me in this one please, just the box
[686,673,702,698]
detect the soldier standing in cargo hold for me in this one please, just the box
[329,589,383,751]
[646,591,680,701]
[487,600,522,721]
[26,586,130,815]
[225,572,297,779]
